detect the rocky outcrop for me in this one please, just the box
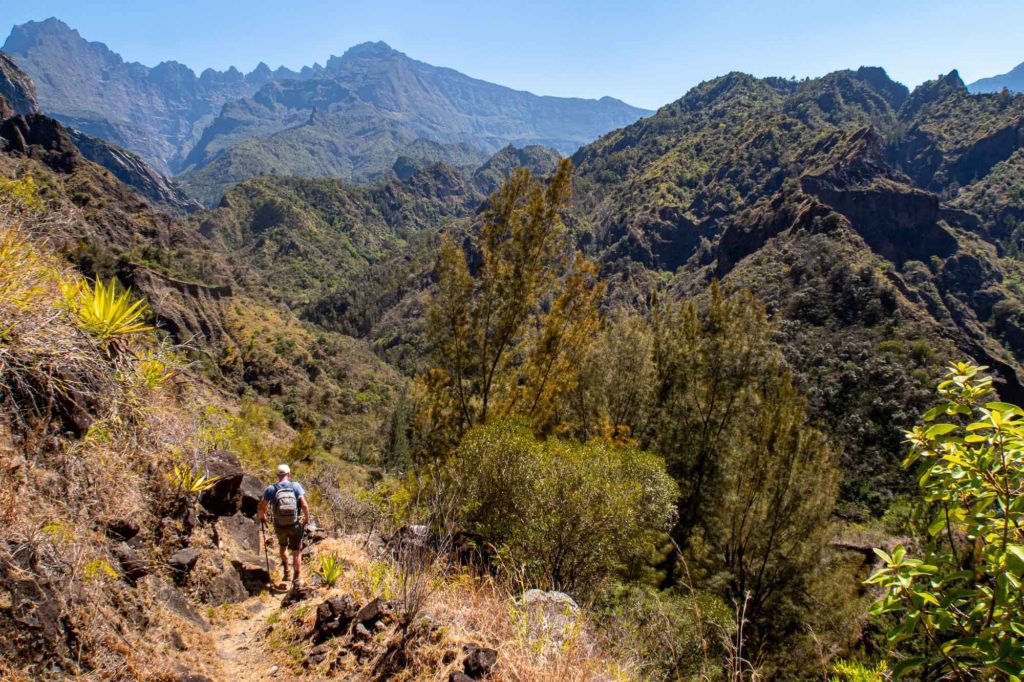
[0,51,38,116]
[68,129,201,214]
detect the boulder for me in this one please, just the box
[139,575,210,631]
[513,589,580,652]
[112,542,150,581]
[201,557,248,605]
[462,643,497,679]
[218,513,260,553]
[167,547,201,581]
[231,555,272,595]
[387,524,436,569]
[282,584,315,607]
[355,597,394,626]
[198,450,244,516]
[313,594,358,642]
[104,518,140,543]
[240,474,264,517]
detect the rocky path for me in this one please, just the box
[212,592,282,681]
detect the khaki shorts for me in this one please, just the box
[274,523,303,551]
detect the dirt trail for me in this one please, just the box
[212,592,283,682]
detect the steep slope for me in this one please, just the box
[2,18,302,174]
[969,60,1024,93]
[193,163,481,308]
[0,51,37,115]
[0,48,201,215]
[562,68,1024,512]
[0,104,402,460]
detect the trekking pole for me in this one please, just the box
[260,520,271,577]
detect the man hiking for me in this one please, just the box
[258,464,311,588]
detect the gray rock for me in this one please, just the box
[112,542,150,581]
[219,513,260,553]
[167,547,201,579]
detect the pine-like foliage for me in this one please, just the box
[419,158,604,453]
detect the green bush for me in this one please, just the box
[444,420,678,594]
[868,362,1024,679]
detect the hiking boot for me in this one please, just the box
[292,578,304,589]
[281,568,290,583]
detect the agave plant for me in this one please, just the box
[167,462,221,496]
[64,277,154,344]
[314,555,345,587]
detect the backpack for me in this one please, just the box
[272,482,300,527]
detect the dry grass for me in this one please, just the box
[262,536,632,681]
[0,207,242,680]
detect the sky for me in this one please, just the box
[2,0,1023,110]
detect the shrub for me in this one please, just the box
[314,555,345,587]
[62,277,154,345]
[443,420,678,594]
[868,362,1024,678]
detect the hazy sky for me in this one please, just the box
[2,0,1022,110]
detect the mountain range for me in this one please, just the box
[3,18,649,204]
[969,60,1024,94]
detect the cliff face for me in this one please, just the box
[0,51,37,115]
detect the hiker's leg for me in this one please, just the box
[278,545,289,579]
[292,548,301,584]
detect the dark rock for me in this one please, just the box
[231,555,272,595]
[167,547,201,579]
[140,575,210,631]
[313,594,358,642]
[170,630,188,651]
[104,518,140,542]
[449,673,474,682]
[240,474,264,517]
[462,643,498,678]
[442,650,457,664]
[387,524,436,569]
[201,557,249,605]
[282,584,315,607]
[112,542,150,581]
[306,643,330,666]
[198,450,244,516]
[355,597,394,626]
[219,513,260,553]
[353,622,372,640]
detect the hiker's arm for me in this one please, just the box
[300,496,311,526]
[257,498,267,525]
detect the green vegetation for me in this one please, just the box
[444,420,677,593]
[62,277,154,345]
[869,362,1024,679]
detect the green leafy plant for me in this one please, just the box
[63,277,154,343]
[314,555,345,587]
[829,658,889,681]
[867,362,1024,679]
[167,462,221,496]
[136,350,176,389]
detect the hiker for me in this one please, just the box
[257,463,311,587]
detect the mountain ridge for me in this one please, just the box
[4,17,650,200]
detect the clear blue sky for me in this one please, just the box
[3,0,1022,110]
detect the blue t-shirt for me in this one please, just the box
[263,480,305,502]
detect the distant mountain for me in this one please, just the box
[0,49,199,213]
[4,19,651,203]
[2,18,301,174]
[969,61,1024,93]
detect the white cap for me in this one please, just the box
[276,463,291,476]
